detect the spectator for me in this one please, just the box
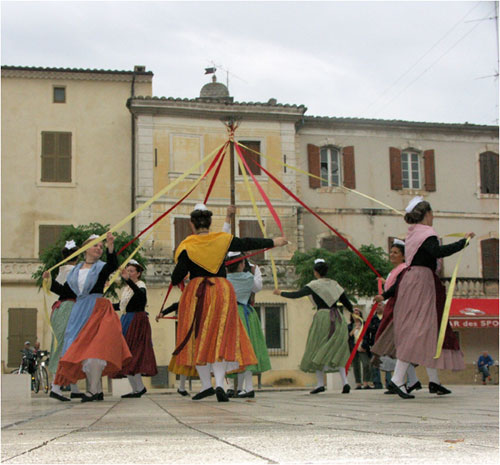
[21,341,36,375]
[348,309,372,389]
[477,351,494,385]
[363,304,384,389]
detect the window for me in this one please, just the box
[254,303,288,355]
[320,146,341,187]
[41,132,72,182]
[320,235,347,253]
[237,141,261,176]
[8,308,37,367]
[481,238,499,280]
[239,220,265,262]
[53,87,66,103]
[479,152,499,195]
[307,144,355,189]
[401,150,422,189]
[38,224,69,257]
[174,217,192,252]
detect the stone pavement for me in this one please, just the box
[1,386,498,464]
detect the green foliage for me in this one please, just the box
[32,223,148,298]
[290,245,392,299]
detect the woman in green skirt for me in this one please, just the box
[226,252,271,398]
[274,258,353,394]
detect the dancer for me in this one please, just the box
[371,239,421,394]
[48,233,131,402]
[114,260,157,398]
[374,197,474,399]
[168,203,288,402]
[226,251,271,398]
[274,258,352,394]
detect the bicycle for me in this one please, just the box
[11,350,50,393]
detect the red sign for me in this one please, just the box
[449,298,499,329]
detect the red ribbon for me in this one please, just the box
[224,247,274,266]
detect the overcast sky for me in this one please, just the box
[2,1,498,125]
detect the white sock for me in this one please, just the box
[406,365,419,387]
[51,383,62,395]
[237,373,245,391]
[426,367,440,384]
[127,375,138,392]
[82,358,106,394]
[134,374,145,391]
[315,370,325,388]
[196,364,212,391]
[244,370,253,392]
[179,374,186,391]
[70,383,80,393]
[339,367,348,386]
[391,360,410,389]
[212,361,227,389]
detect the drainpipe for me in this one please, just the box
[130,70,136,235]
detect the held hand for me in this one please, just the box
[120,268,129,280]
[106,232,114,251]
[465,232,475,240]
[273,289,281,296]
[378,277,386,285]
[273,237,288,248]
[42,271,50,280]
[226,205,236,218]
[373,295,384,303]
[155,314,161,323]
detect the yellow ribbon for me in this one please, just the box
[434,236,470,359]
[237,142,404,216]
[236,154,279,289]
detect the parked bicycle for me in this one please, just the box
[11,349,50,394]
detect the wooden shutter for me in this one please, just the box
[39,224,67,257]
[8,308,37,367]
[481,238,499,279]
[174,218,192,252]
[389,147,402,190]
[237,141,261,176]
[423,149,436,192]
[307,144,321,188]
[480,152,499,194]
[239,220,265,262]
[41,132,72,182]
[342,146,356,189]
[320,236,347,253]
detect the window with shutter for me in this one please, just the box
[38,224,69,257]
[239,220,265,262]
[342,146,356,189]
[481,238,499,280]
[307,144,321,188]
[479,152,499,195]
[423,149,436,192]
[319,146,341,187]
[41,132,72,182]
[174,218,192,253]
[389,147,403,190]
[8,308,37,367]
[320,236,347,253]
[237,141,261,176]
[401,149,423,190]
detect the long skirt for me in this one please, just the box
[370,297,397,359]
[168,277,257,377]
[53,298,132,386]
[48,300,75,375]
[393,267,464,370]
[227,304,271,377]
[300,308,350,373]
[114,312,158,377]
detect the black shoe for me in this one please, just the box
[121,392,136,398]
[70,392,85,399]
[407,381,422,394]
[310,386,326,394]
[215,387,229,402]
[192,387,215,400]
[428,382,451,395]
[384,390,397,395]
[97,392,104,401]
[373,383,384,390]
[342,384,350,394]
[226,389,235,397]
[363,385,373,389]
[177,389,190,397]
[387,381,415,399]
[237,390,255,398]
[355,385,362,390]
[81,392,99,403]
[50,391,70,402]
[133,388,147,398]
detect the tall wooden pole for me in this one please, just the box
[229,133,236,235]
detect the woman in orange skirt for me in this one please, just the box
[168,204,288,402]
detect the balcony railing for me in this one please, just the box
[441,277,498,298]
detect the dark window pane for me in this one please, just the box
[53,87,66,103]
[265,306,281,349]
[237,141,261,175]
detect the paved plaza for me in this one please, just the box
[1,386,498,465]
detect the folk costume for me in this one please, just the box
[279,267,352,394]
[52,243,131,401]
[226,256,271,398]
[113,264,157,398]
[168,230,273,400]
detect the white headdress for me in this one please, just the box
[87,234,100,241]
[64,240,76,250]
[392,239,405,246]
[227,251,242,258]
[194,203,208,211]
[405,196,424,213]
[314,258,326,264]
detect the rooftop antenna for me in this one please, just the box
[206,61,247,93]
